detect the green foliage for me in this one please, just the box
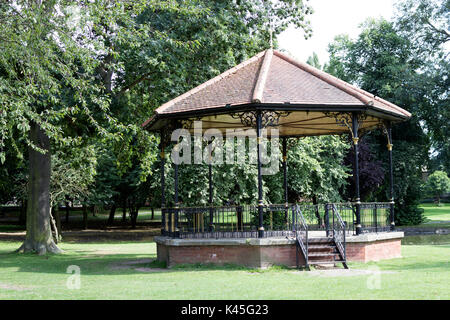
[284,136,350,203]
[250,208,287,230]
[306,52,322,69]
[394,0,449,173]
[395,0,449,55]
[0,1,121,158]
[50,143,97,206]
[0,139,26,204]
[387,131,427,225]
[0,1,314,221]
[84,0,314,211]
[424,171,450,203]
[324,15,441,225]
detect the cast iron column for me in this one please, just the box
[174,160,179,237]
[256,111,264,238]
[282,137,289,226]
[160,135,166,236]
[387,123,395,230]
[352,113,362,235]
[208,161,214,231]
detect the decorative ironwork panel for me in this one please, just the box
[323,111,367,139]
[230,110,290,128]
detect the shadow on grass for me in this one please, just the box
[0,247,297,276]
[0,251,162,276]
[2,247,447,276]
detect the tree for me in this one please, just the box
[425,171,450,204]
[0,1,127,254]
[96,0,314,214]
[306,52,322,69]
[342,136,385,201]
[394,0,449,173]
[395,0,449,55]
[50,143,97,236]
[0,0,315,252]
[0,140,27,225]
[325,18,431,225]
[284,136,350,204]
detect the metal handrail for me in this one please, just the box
[293,204,309,269]
[331,204,346,262]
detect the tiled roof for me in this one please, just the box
[143,49,411,129]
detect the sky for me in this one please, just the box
[278,0,396,64]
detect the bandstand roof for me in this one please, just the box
[142,49,411,136]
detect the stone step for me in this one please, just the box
[309,249,337,255]
[308,245,336,251]
[309,260,346,265]
[308,237,334,244]
[308,252,338,258]
[308,243,336,250]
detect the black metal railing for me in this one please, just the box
[328,203,355,234]
[262,204,296,237]
[359,202,391,233]
[292,205,308,268]
[161,202,392,238]
[330,204,346,262]
[170,205,259,239]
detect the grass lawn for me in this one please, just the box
[420,203,450,221]
[0,239,448,299]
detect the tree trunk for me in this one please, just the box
[151,207,154,220]
[65,201,70,223]
[122,198,127,222]
[130,207,139,229]
[107,203,116,225]
[312,195,322,227]
[49,206,60,244]
[54,205,62,242]
[19,200,27,226]
[82,205,88,230]
[17,122,61,254]
[128,197,139,229]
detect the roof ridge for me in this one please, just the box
[252,49,273,103]
[156,50,267,114]
[321,68,411,117]
[273,50,411,117]
[273,50,373,106]
[373,96,411,117]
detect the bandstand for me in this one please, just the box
[143,49,409,268]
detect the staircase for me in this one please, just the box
[306,237,348,269]
[294,204,348,270]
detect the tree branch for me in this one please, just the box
[426,19,450,39]
[116,72,153,97]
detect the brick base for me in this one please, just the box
[155,232,403,268]
[157,241,302,268]
[346,239,402,262]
